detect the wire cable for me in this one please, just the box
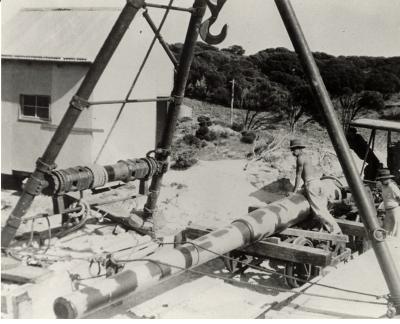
[115,257,387,306]
[94,0,175,163]
[157,240,387,300]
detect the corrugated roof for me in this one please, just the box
[2,7,122,63]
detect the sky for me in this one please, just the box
[1,0,400,57]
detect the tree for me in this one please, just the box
[336,90,385,132]
[222,45,245,56]
[285,84,316,132]
[241,79,287,131]
[365,70,400,95]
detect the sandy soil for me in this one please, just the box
[0,144,380,319]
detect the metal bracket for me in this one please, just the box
[172,95,184,105]
[126,0,145,10]
[36,158,57,174]
[70,95,90,111]
[199,0,228,45]
[24,176,48,196]
[372,228,387,242]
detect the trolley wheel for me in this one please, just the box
[284,237,317,288]
[223,251,252,274]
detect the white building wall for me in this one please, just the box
[1,60,93,174]
[90,16,173,165]
[1,11,174,175]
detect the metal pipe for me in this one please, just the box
[54,182,341,318]
[44,157,158,195]
[89,97,172,106]
[1,0,145,249]
[143,0,207,218]
[143,9,179,68]
[274,0,400,313]
[144,2,193,13]
[360,129,375,177]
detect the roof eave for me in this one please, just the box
[1,54,92,64]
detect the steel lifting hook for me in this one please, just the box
[199,0,228,45]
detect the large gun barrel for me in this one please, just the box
[53,179,341,318]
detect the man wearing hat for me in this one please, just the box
[289,139,342,234]
[376,168,400,238]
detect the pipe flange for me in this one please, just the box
[87,164,108,188]
[372,228,387,242]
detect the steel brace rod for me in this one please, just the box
[88,97,172,106]
[144,2,194,13]
[94,0,174,163]
[143,0,207,218]
[1,0,145,249]
[274,0,400,314]
[143,9,179,69]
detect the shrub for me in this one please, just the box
[240,131,257,144]
[231,122,243,132]
[179,116,193,123]
[195,126,209,139]
[220,131,229,139]
[198,115,211,126]
[171,148,198,170]
[183,134,202,147]
[204,130,217,142]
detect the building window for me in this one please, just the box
[20,94,51,122]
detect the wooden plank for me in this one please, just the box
[240,241,331,267]
[41,123,104,134]
[185,225,332,266]
[336,219,367,238]
[279,228,349,243]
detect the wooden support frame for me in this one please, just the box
[238,239,332,267]
[183,224,351,268]
[336,218,368,238]
[279,228,349,243]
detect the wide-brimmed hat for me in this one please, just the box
[376,168,395,181]
[289,139,306,150]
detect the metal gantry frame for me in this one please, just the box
[2,0,399,316]
[274,0,400,313]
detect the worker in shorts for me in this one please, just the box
[289,139,342,234]
[376,168,400,238]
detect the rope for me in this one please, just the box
[94,0,175,163]
[115,257,387,306]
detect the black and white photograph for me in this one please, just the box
[1,0,400,319]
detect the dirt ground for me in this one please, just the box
[1,149,365,319]
[1,103,386,318]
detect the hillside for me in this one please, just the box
[170,43,400,130]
